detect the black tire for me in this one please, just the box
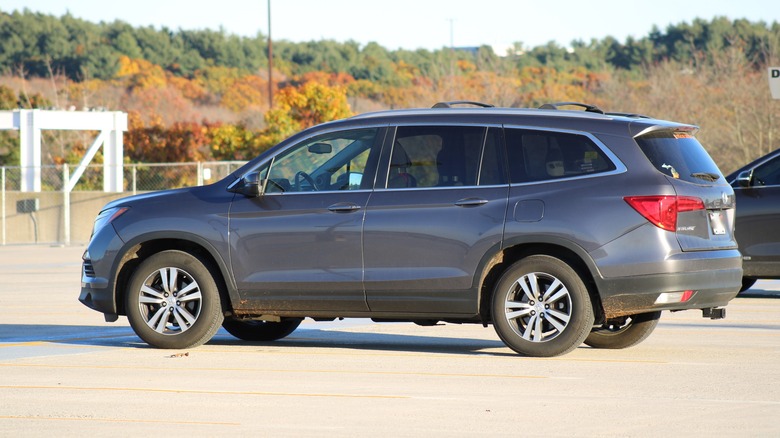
[491,255,594,357]
[739,278,757,293]
[584,311,661,349]
[125,250,224,349]
[222,318,302,342]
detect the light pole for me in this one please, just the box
[267,0,273,109]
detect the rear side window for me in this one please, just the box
[635,131,723,184]
[505,128,615,184]
[389,126,486,188]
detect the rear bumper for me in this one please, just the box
[742,260,780,279]
[597,265,742,319]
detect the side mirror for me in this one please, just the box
[308,142,333,154]
[230,171,262,197]
[736,170,753,188]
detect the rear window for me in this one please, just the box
[635,131,723,184]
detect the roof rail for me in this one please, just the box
[605,112,652,119]
[432,101,494,109]
[538,102,604,114]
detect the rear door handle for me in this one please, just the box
[328,202,362,213]
[454,198,489,207]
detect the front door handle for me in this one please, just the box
[454,198,489,207]
[328,202,362,213]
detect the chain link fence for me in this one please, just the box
[1,161,246,245]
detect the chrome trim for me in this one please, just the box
[375,184,508,192]
[733,184,780,190]
[501,124,628,177]
[260,189,374,196]
[508,170,624,188]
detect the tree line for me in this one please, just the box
[2,9,778,82]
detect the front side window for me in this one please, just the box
[505,128,615,184]
[386,126,487,188]
[264,128,379,193]
[750,155,780,186]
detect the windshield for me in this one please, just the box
[635,131,722,184]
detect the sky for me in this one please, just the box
[4,0,780,53]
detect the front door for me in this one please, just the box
[229,127,384,312]
[733,154,780,276]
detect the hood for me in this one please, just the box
[103,186,204,210]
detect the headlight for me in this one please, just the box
[92,207,129,236]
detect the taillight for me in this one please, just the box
[624,196,705,231]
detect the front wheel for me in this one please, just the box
[492,255,594,357]
[584,311,661,349]
[125,250,224,349]
[222,318,302,342]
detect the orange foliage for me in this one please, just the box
[298,71,356,87]
[456,59,477,74]
[515,66,605,107]
[168,75,209,102]
[207,123,268,161]
[258,81,353,148]
[221,75,267,112]
[124,111,210,163]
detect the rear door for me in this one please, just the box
[362,125,509,314]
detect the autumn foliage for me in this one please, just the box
[121,79,353,163]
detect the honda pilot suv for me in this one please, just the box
[79,101,742,357]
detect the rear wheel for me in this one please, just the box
[584,311,661,349]
[492,255,594,357]
[222,318,302,341]
[125,250,223,349]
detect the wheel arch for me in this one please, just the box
[477,238,606,325]
[111,232,237,316]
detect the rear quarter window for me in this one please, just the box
[505,128,615,184]
[635,131,722,184]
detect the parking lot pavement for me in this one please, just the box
[1,245,779,437]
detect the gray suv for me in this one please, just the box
[79,101,742,357]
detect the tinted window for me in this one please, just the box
[505,128,615,183]
[751,155,780,186]
[387,126,486,188]
[479,127,507,185]
[635,131,722,184]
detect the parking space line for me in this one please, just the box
[0,385,409,399]
[0,415,239,426]
[0,362,548,379]
[196,346,669,363]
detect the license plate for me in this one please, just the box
[709,211,726,235]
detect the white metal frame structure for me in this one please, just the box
[0,109,128,192]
